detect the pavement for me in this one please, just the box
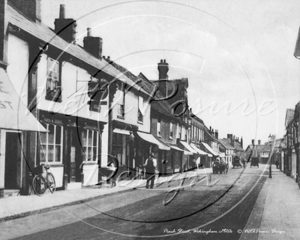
[240,165,300,240]
[0,168,213,223]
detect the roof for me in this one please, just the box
[233,141,244,151]
[219,139,234,150]
[7,4,145,93]
[107,61,181,120]
[285,109,295,127]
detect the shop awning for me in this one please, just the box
[0,68,47,132]
[190,143,208,156]
[170,145,184,152]
[113,128,130,135]
[180,141,197,154]
[137,132,170,150]
[201,142,220,157]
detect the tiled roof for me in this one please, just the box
[219,139,234,149]
[7,4,145,93]
[231,141,244,152]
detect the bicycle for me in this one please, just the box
[32,164,56,195]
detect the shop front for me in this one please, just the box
[37,110,105,189]
[136,131,170,176]
[0,68,47,197]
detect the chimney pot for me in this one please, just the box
[87,27,91,37]
[59,4,66,19]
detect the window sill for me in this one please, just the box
[137,120,143,125]
[157,134,162,138]
[82,161,98,165]
[45,92,62,103]
[41,163,64,167]
[117,115,125,120]
[169,136,173,140]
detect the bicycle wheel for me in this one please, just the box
[32,175,46,195]
[47,173,56,193]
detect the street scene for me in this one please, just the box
[0,0,300,239]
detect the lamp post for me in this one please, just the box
[268,134,275,178]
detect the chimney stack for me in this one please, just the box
[215,130,219,139]
[240,137,243,149]
[54,4,77,43]
[252,139,255,145]
[258,140,261,145]
[9,0,41,23]
[157,59,169,97]
[83,27,103,59]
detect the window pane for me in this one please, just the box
[93,147,97,161]
[39,132,47,144]
[93,132,98,147]
[88,147,93,161]
[56,126,61,144]
[40,145,46,163]
[48,146,54,162]
[55,146,61,162]
[48,125,54,144]
[88,131,93,147]
[82,131,87,147]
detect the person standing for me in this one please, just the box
[144,153,156,189]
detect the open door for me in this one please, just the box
[5,132,22,189]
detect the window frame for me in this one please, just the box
[157,120,161,137]
[45,57,62,102]
[169,122,173,139]
[117,85,125,119]
[82,129,99,162]
[39,124,63,164]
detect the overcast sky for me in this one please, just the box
[42,0,300,147]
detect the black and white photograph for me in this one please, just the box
[0,0,300,239]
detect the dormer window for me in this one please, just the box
[46,57,62,102]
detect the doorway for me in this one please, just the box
[69,129,82,182]
[5,132,22,189]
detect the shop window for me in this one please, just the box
[39,124,63,163]
[157,120,161,137]
[138,96,144,123]
[46,57,62,102]
[82,130,99,162]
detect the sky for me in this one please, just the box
[42,0,300,147]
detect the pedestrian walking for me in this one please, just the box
[275,159,279,169]
[144,153,156,189]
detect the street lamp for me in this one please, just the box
[268,134,275,178]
